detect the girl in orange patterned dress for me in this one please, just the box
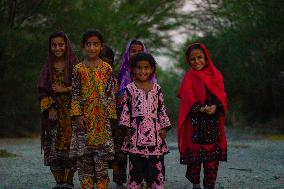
[70,30,117,189]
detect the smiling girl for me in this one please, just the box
[69,30,117,189]
[38,31,78,189]
[177,43,228,189]
[119,52,171,189]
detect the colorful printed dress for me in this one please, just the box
[40,64,73,154]
[119,82,171,189]
[39,63,76,183]
[70,61,117,156]
[70,61,117,187]
[38,31,78,188]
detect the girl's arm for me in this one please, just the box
[119,89,131,128]
[38,64,59,121]
[105,74,118,120]
[51,84,71,93]
[39,96,56,112]
[157,89,171,130]
[39,94,57,121]
[38,64,55,112]
[70,66,87,130]
[70,66,83,117]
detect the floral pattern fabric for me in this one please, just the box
[40,64,73,153]
[70,61,117,158]
[119,82,171,156]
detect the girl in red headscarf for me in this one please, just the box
[177,43,228,189]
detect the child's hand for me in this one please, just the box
[49,107,58,121]
[159,129,167,139]
[206,105,217,115]
[200,106,206,112]
[76,115,87,131]
[200,105,210,113]
[52,84,67,93]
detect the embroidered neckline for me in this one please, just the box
[132,81,156,93]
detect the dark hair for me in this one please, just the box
[129,40,144,50]
[130,52,156,74]
[187,44,206,58]
[49,31,67,50]
[81,30,104,46]
[100,45,115,65]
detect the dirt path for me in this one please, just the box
[0,129,283,189]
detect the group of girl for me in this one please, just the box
[38,30,227,189]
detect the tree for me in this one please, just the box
[0,0,191,136]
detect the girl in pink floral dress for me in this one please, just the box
[119,52,171,189]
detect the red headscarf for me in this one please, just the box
[177,43,227,161]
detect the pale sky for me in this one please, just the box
[156,1,198,70]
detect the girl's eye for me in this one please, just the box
[58,43,65,47]
[86,42,101,47]
[94,43,100,47]
[51,43,65,48]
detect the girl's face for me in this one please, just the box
[189,49,206,70]
[133,60,154,82]
[129,44,143,60]
[50,37,66,58]
[83,36,103,59]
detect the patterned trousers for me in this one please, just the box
[127,154,164,189]
[50,158,76,185]
[186,161,219,189]
[77,154,109,189]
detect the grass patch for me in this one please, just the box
[0,149,18,157]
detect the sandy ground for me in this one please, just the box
[0,128,284,189]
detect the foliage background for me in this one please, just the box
[0,0,283,137]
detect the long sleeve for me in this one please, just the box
[40,96,55,112]
[119,89,131,128]
[157,89,171,130]
[38,63,55,112]
[105,74,118,119]
[71,66,83,117]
